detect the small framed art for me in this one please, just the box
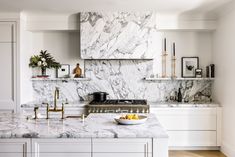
[57,64,70,78]
[181,57,199,78]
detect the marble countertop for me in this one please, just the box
[21,101,220,109]
[149,102,220,108]
[21,101,89,108]
[0,113,168,139]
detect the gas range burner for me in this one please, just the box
[89,99,147,105]
[87,99,149,114]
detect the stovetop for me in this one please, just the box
[89,99,147,105]
[87,99,149,113]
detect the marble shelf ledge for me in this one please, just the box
[149,101,220,108]
[144,77,215,81]
[31,77,91,81]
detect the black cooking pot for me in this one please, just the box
[89,92,109,102]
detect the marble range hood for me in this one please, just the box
[80,12,158,59]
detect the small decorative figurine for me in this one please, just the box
[73,63,82,78]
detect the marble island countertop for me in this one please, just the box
[0,113,168,139]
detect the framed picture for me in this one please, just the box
[57,64,70,78]
[181,57,199,78]
[195,68,203,78]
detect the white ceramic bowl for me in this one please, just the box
[114,115,148,125]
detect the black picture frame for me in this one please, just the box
[56,64,70,78]
[181,57,199,78]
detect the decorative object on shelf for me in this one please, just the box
[170,90,177,101]
[57,64,70,78]
[195,68,203,78]
[171,42,177,78]
[210,64,215,78]
[177,88,182,102]
[162,38,168,78]
[181,57,199,78]
[29,50,61,77]
[206,64,215,78]
[206,66,210,77]
[73,63,82,78]
[149,74,154,78]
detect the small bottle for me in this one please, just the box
[177,88,182,102]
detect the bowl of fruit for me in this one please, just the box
[114,114,148,125]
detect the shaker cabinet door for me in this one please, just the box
[0,22,15,42]
[0,139,30,157]
[32,139,92,157]
[0,22,16,111]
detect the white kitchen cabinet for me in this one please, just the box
[151,107,222,149]
[93,153,152,157]
[168,131,217,147]
[5,138,166,157]
[0,139,30,157]
[32,139,91,157]
[32,153,90,157]
[0,22,16,42]
[0,22,17,112]
[93,138,152,157]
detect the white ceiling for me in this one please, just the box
[0,0,232,16]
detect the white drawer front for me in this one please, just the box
[32,139,91,153]
[0,140,28,153]
[0,153,30,157]
[33,153,91,157]
[93,138,152,153]
[157,115,216,130]
[93,153,152,157]
[153,108,217,130]
[168,131,217,147]
[0,139,30,157]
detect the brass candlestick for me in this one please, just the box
[161,51,168,78]
[171,56,177,78]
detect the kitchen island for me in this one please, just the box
[0,113,168,157]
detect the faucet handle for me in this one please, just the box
[33,107,39,119]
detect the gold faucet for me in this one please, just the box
[46,87,65,119]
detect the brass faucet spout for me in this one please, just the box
[46,87,65,119]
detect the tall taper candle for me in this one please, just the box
[173,42,175,56]
[164,38,166,51]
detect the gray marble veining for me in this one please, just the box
[80,12,158,59]
[31,60,212,103]
[0,113,168,138]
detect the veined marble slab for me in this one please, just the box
[80,12,159,59]
[0,113,168,138]
[31,60,212,103]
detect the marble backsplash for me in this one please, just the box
[32,60,212,103]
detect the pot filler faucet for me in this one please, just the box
[46,87,64,119]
